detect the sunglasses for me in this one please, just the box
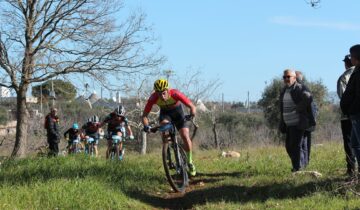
[156,90,167,95]
[283,75,292,79]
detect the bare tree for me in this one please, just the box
[170,69,222,149]
[172,69,222,103]
[124,77,159,154]
[0,0,163,157]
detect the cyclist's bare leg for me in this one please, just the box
[179,127,196,176]
[94,145,98,157]
[119,142,123,154]
[179,127,192,152]
[117,132,123,158]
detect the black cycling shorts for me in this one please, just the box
[159,105,189,130]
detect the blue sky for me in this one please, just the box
[120,0,360,102]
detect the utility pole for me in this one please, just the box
[247,91,250,113]
[222,93,224,113]
[40,84,43,113]
[164,69,175,81]
[50,80,55,107]
[84,83,89,97]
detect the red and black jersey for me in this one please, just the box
[143,89,192,113]
[82,122,101,134]
[103,113,129,132]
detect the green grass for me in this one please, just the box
[0,143,360,209]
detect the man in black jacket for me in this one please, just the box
[45,107,60,156]
[341,44,360,175]
[280,69,313,172]
[295,71,315,167]
[337,54,356,175]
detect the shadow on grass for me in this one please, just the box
[126,177,344,209]
[0,157,245,188]
[187,171,247,185]
[197,171,245,178]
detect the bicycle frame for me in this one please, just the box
[70,138,82,154]
[161,123,180,164]
[86,137,96,156]
[108,135,122,160]
[151,121,189,192]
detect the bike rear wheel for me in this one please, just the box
[75,143,81,153]
[162,140,188,192]
[70,143,79,154]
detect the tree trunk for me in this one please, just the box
[212,122,219,150]
[141,131,147,155]
[11,85,29,157]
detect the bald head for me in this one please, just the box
[295,71,304,83]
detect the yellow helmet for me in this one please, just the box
[154,79,169,92]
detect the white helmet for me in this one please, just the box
[91,115,99,123]
[114,105,125,116]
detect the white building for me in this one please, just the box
[0,87,10,97]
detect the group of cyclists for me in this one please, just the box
[63,105,134,160]
[62,78,197,176]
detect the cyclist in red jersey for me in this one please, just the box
[142,79,197,176]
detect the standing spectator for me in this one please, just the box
[279,69,313,172]
[337,54,356,176]
[295,71,316,167]
[44,107,60,157]
[341,44,360,176]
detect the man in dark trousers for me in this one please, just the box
[295,71,318,168]
[341,44,360,176]
[45,107,60,156]
[279,69,313,172]
[337,54,356,176]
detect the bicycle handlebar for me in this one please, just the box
[148,116,199,140]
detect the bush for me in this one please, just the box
[0,107,8,125]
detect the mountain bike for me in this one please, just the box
[85,136,96,157]
[69,137,82,154]
[107,134,123,160]
[150,116,198,193]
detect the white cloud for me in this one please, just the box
[269,16,360,31]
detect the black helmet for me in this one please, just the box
[91,115,99,123]
[114,105,125,116]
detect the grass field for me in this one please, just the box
[0,142,359,209]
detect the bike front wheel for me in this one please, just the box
[162,140,188,193]
[109,144,118,160]
[89,144,95,157]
